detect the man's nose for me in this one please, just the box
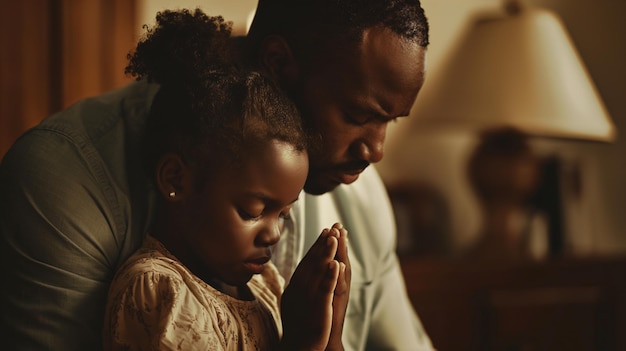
[352,124,386,163]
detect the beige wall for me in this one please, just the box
[137,0,257,36]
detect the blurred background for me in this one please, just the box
[2,1,625,350]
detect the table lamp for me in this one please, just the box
[409,0,617,260]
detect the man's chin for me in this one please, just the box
[303,175,341,195]
[303,181,339,196]
[303,172,360,195]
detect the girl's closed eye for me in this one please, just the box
[237,207,263,221]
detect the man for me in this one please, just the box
[245,1,432,350]
[0,1,432,350]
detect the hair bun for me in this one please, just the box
[126,8,235,88]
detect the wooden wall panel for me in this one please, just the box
[0,0,136,158]
[1,0,52,157]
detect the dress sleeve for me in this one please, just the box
[105,270,225,351]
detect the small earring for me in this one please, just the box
[168,191,176,198]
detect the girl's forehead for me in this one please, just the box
[205,140,307,185]
[221,140,307,196]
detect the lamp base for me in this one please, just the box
[467,127,542,260]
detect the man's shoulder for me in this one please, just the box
[36,80,159,141]
[1,80,160,196]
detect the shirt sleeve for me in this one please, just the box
[365,251,435,350]
[332,167,436,351]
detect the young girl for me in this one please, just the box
[103,10,349,351]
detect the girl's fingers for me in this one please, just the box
[290,228,338,293]
[334,227,348,263]
[320,260,340,294]
[334,262,349,296]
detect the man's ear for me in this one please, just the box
[259,35,299,88]
[155,152,194,202]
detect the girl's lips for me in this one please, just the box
[244,262,265,274]
[244,257,270,274]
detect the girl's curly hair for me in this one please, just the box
[126,8,234,85]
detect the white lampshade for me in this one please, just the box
[411,3,617,142]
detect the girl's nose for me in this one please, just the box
[256,221,281,247]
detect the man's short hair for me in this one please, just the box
[248,0,429,53]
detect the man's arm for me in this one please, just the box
[0,129,127,350]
